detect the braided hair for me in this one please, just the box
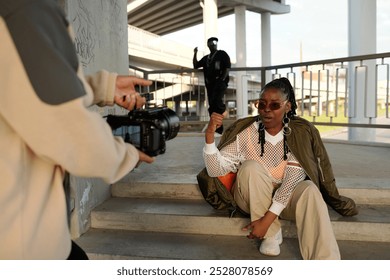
[257,77,297,160]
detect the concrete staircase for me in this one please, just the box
[75,180,390,260]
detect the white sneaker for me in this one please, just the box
[259,228,283,256]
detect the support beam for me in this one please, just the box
[348,0,376,142]
[261,12,272,84]
[203,0,218,47]
[235,5,248,118]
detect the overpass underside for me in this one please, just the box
[127,0,289,35]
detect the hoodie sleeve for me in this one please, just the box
[85,70,117,107]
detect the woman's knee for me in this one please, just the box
[238,160,266,177]
[301,182,321,198]
[236,160,273,198]
[294,181,326,207]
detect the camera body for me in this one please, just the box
[106,106,180,157]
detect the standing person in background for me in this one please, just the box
[0,0,154,259]
[199,77,358,259]
[193,37,231,134]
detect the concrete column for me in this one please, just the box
[199,99,208,121]
[235,6,246,67]
[261,12,272,84]
[235,5,248,118]
[203,0,218,49]
[348,0,377,142]
[62,0,128,238]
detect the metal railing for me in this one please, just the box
[129,52,390,129]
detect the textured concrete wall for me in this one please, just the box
[61,0,128,238]
[65,0,128,75]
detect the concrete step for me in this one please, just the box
[91,197,390,242]
[75,228,390,260]
[112,181,390,205]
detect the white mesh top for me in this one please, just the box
[203,122,307,215]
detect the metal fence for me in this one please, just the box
[129,52,390,129]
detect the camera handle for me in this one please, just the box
[140,92,154,109]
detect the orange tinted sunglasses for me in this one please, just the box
[255,100,287,110]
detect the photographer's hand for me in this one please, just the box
[114,76,153,111]
[135,150,155,168]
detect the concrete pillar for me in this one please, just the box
[203,0,218,49]
[235,6,246,67]
[175,101,180,115]
[199,99,208,121]
[235,5,248,118]
[348,0,376,142]
[62,0,129,238]
[261,12,272,84]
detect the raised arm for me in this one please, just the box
[193,47,200,68]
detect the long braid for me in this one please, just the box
[283,134,289,160]
[256,116,265,157]
[279,78,295,160]
[258,123,265,157]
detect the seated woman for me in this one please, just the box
[200,77,358,260]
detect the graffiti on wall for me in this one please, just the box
[71,0,97,67]
[70,0,125,68]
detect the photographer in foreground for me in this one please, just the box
[0,0,154,259]
[200,78,358,259]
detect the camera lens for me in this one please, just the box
[156,107,180,140]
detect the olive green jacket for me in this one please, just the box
[197,116,358,216]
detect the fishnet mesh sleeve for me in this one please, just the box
[203,139,243,177]
[270,153,306,215]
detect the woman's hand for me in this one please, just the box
[207,112,225,132]
[205,112,226,144]
[242,211,277,239]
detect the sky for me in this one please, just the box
[163,0,390,66]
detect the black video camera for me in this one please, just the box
[106,96,180,156]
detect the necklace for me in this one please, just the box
[207,51,218,66]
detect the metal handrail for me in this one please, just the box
[133,52,390,75]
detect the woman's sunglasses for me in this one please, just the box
[255,100,287,110]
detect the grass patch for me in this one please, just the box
[300,107,387,134]
[301,114,348,133]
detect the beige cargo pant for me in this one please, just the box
[232,160,340,260]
